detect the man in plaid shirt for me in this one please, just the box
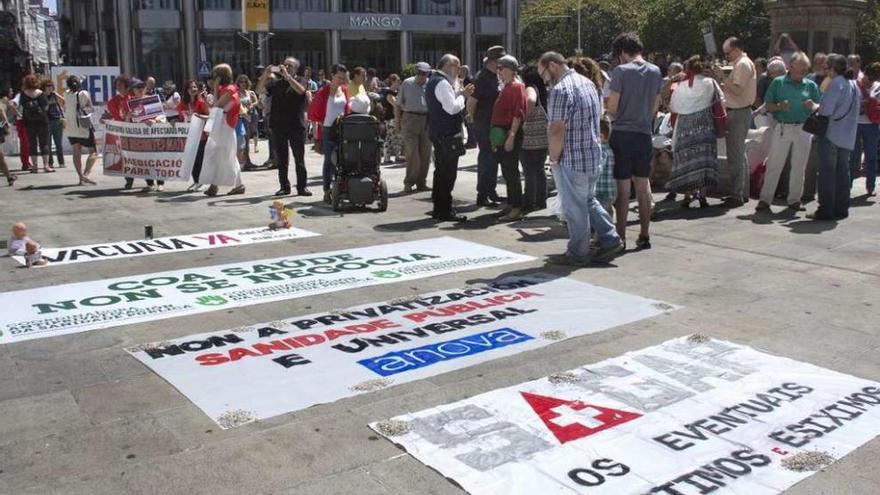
[540,51,623,265]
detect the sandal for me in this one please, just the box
[636,235,651,250]
[43,166,56,173]
[227,185,246,195]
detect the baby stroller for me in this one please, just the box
[330,113,389,212]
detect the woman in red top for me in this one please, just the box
[202,64,245,196]
[176,80,210,191]
[103,75,137,189]
[490,55,528,221]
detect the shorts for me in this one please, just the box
[69,129,96,148]
[609,130,653,180]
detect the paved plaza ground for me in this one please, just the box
[1,145,879,494]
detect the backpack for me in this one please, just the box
[21,93,47,123]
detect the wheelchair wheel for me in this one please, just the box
[331,181,343,212]
[377,179,388,212]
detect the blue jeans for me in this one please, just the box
[849,123,879,192]
[322,126,338,191]
[474,127,499,199]
[817,137,852,219]
[554,164,620,261]
[48,119,64,165]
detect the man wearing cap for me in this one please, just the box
[397,62,433,193]
[426,54,475,222]
[468,45,506,206]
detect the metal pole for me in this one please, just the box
[576,0,582,56]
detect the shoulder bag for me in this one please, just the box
[803,83,857,137]
[76,90,94,129]
[711,80,728,138]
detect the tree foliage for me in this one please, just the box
[520,0,639,62]
[856,0,880,63]
[521,0,770,61]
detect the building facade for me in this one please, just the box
[764,0,866,56]
[1,0,62,89]
[58,0,519,85]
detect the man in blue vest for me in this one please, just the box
[426,54,475,222]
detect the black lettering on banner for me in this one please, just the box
[567,459,631,487]
[272,353,311,368]
[767,386,880,448]
[145,333,244,359]
[649,449,771,494]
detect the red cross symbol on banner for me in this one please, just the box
[520,392,642,444]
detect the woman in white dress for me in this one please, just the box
[203,64,246,196]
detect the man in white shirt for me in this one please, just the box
[426,54,474,222]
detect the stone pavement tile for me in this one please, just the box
[120,435,315,495]
[363,455,465,495]
[12,468,129,495]
[356,376,495,423]
[0,390,90,445]
[11,348,109,398]
[0,414,181,492]
[279,466,391,495]
[72,372,187,424]
[261,411,400,478]
[151,404,255,448]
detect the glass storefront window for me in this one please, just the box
[137,0,180,9]
[201,31,255,79]
[341,0,399,13]
[201,0,241,10]
[340,32,400,77]
[411,0,461,15]
[412,34,461,68]
[138,30,182,84]
[272,0,327,10]
[476,0,504,17]
[269,32,327,73]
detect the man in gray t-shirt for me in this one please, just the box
[606,32,662,251]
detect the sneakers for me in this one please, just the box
[787,202,804,211]
[141,185,156,193]
[755,200,771,212]
[156,184,165,192]
[297,188,313,197]
[546,253,590,267]
[593,241,625,263]
[275,188,291,197]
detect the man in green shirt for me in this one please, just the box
[757,52,822,212]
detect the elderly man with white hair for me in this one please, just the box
[756,51,822,213]
[425,53,474,222]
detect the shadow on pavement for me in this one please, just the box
[20,184,74,191]
[785,219,838,234]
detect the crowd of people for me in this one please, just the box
[1,30,879,265]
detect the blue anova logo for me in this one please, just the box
[357,328,533,377]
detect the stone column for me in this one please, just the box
[400,0,410,66]
[330,0,341,65]
[116,0,134,74]
[464,0,475,69]
[182,0,198,80]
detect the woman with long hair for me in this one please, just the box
[63,75,98,185]
[203,64,246,196]
[307,63,350,203]
[568,56,605,102]
[19,74,54,173]
[519,63,549,211]
[236,74,257,169]
[667,55,720,207]
[177,79,211,192]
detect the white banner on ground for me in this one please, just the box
[0,237,531,344]
[11,226,320,267]
[103,120,190,180]
[127,275,676,428]
[372,337,880,495]
[50,66,120,152]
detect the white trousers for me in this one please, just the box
[760,122,812,205]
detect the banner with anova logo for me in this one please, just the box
[103,121,190,180]
[372,337,880,495]
[0,237,531,344]
[126,275,676,428]
[11,226,320,267]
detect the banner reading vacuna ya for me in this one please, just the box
[127,275,677,428]
[373,337,880,495]
[0,237,532,344]
[103,120,190,180]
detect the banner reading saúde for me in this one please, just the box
[0,237,532,344]
[373,337,880,495]
[103,120,190,180]
[11,226,320,267]
[50,66,120,152]
[127,275,677,428]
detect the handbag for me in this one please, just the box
[440,133,466,157]
[75,91,93,129]
[711,82,728,138]
[489,126,507,147]
[803,84,857,137]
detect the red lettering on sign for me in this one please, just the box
[520,392,642,444]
